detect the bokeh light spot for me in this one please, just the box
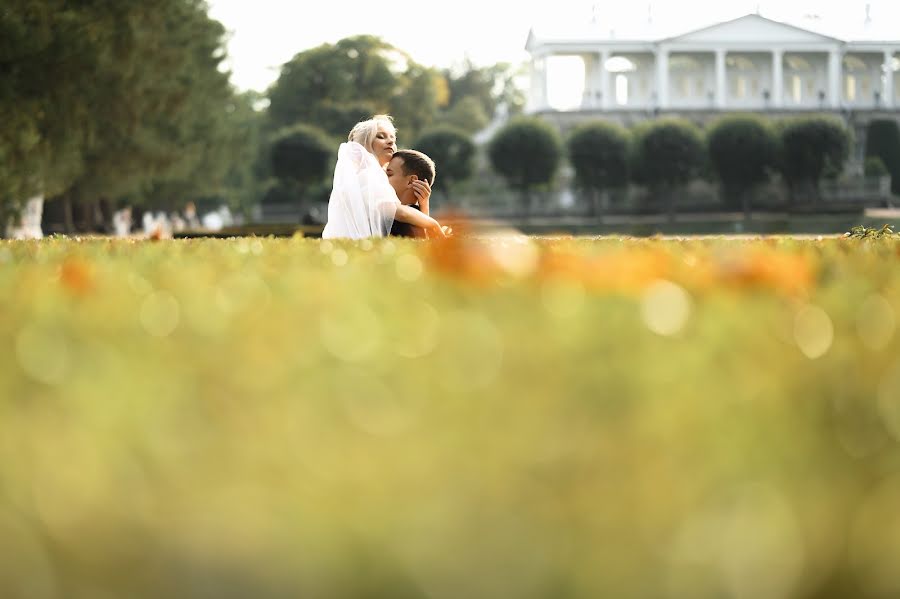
[393,300,441,359]
[856,294,895,351]
[641,279,692,336]
[396,254,423,281]
[331,249,349,267]
[487,231,539,278]
[127,273,153,297]
[140,291,180,337]
[794,305,833,359]
[319,303,383,362]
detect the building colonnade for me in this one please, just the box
[529,44,899,112]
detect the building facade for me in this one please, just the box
[525,13,900,139]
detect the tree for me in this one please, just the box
[778,116,850,206]
[414,126,476,202]
[60,0,238,230]
[270,123,334,219]
[0,0,136,226]
[706,115,779,218]
[566,121,630,216]
[266,36,445,142]
[865,118,900,194]
[443,59,526,120]
[630,119,706,220]
[487,116,563,214]
[431,97,490,135]
[2,0,251,234]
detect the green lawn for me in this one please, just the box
[1,233,899,598]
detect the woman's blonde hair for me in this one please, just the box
[348,114,395,153]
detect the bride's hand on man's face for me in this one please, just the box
[411,179,431,203]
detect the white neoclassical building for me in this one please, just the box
[525,12,900,117]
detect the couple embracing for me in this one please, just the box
[321,114,452,240]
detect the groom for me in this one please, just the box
[386,149,436,239]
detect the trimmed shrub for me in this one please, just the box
[630,118,706,189]
[864,156,889,177]
[706,115,779,210]
[865,118,900,193]
[566,121,630,214]
[414,126,476,199]
[629,118,705,218]
[487,116,563,212]
[778,116,850,203]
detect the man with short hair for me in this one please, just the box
[386,149,437,238]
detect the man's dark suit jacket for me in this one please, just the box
[390,204,426,238]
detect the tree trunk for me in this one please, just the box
[100,197,115,233]
[599,189,610,224]
[62,191,75,234]
[742,188,752,223]
[667,188,676,223]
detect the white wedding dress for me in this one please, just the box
[321,141,399,239]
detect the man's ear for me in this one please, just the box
[407,174,418,186]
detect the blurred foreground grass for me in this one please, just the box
[1,233,900,598]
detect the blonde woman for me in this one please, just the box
[321,115,447,239]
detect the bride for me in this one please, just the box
[322,115,449,240]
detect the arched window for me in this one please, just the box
[605,56,636,73]
[546,55,585,110]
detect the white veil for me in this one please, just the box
[321,142,399,239]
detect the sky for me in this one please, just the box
[205,0,900,94]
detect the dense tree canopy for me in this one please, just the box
[1,0,256,231]
[266,42,525,144]
[266,36,447,142]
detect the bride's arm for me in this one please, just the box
[394,205,446,237]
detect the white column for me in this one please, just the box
[828,48,842,108]
[528,56,542,112]
[656,46,669,109]
[715,49,727,108]
[884,49,895,108]
[772,48,783,107]
[541,56,551,110]
[582,55,594,108]
[600,49,611,110]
